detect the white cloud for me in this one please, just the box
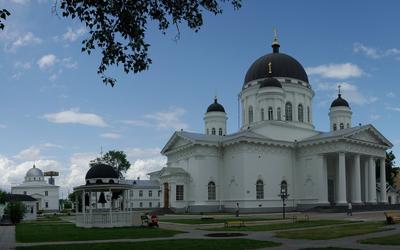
[353,42,400,59]
[386,106,400,112]
[14,146,41,160]
[369,114,381,121]
[37,54,57,70]
[42,143,63,149]
[100,133,121,139]
[8,32,41,51]
[43,108,108,127]
[317,82,377,106]
[306,63,364,80]
[11,0,31,4]
[386,92,396,98]
[62,152,97,188]
[0,124,6,129]
[123,107,188,131]
[124,147,165,180]
[61,57,78,69]
[14,61,32,70]
[62,27,86,42]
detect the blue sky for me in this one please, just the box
[1,0,400,196]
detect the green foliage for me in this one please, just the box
[5,201,27,224]
[90,150,131,178]
[0,9,10,30]
[0,189,6,204]
[360,233,400,245]
[58,0,241,86]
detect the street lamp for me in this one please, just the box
[278,180,289,219]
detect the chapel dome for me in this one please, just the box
[330,94,350,108]
[85,163,119,180]
[26,165,44,178]
[206,98,225,113]
[259,77,282,88]
[243,40,308,87]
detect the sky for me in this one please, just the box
[1,0,400,197]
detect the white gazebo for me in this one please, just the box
[73,163,141,228]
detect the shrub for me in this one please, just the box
[5,201,27,224]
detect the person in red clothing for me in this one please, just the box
[149,213,159,227]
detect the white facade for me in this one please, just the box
[152,38,393,212]
[11,165,60,212]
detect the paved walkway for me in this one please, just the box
[0,225,15,250]
[13,211,400,250]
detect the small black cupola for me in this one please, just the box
[330,86,350,108]
[272,28,280,53]
[206,97,225,113]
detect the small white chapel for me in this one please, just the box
[149,33,393,212]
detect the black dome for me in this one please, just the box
[207,98,225,113]
[86,163,119,180]
[331,94,350,108]
[244,48,308,87]
[259,77,282,88]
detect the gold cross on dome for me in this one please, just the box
[268,62,272,74]
[338,84,341,95]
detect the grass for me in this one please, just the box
[275,221,391,240]
[16,222,183,243]
[206,220,355,231]
[299,248,359,250]
[359,233,400,245]
[163,217,280,225]
[16,239,281,250]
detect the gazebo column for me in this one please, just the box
[363,160,369,203]
[82,191,86,223]
[380,157,387,203]
[109,188,112,224]
[75,192,78,212]
[351,154,362,204]
[89,191,92,224]
[368,157,377,203]
[337,152,347,205]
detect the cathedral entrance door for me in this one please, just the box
[163,183,169,208]
[328,179,335,204]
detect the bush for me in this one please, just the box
[5,201,27,224]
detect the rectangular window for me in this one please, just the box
[149,202,152,208]
[158,190,161,197]
[139,202,143,208]
[139,190,143,197]
[129,190,133,197]
[176,185,184,201]
[149,190,152,197]
[45,202,49,208]
[45,191,48,196]
[158,202,160,208]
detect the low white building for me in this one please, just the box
[122,179,161,209]
[4,194,37,221]
[151,35,393,213]
[11,165,59,212]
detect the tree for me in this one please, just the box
[0,189,6,204]
[4,201,27,224]
[0,9,10,30]
[91,150,131,178]
[58,0,242,86]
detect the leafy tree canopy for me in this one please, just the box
[90,150,131,178]
[5,201,27,224]
[59,0,242,86]
[0,189,6,204]
[0,9,10,30]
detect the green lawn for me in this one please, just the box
[163,217,280,225]
[275,222,391,240]
[16,222,183,243]
[299,248,359,250]
[359,233,400,245]
[17,239,281,250]
[206,220,355,231]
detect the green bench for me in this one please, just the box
[224,220,245,227]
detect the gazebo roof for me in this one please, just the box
[73,183,132,192]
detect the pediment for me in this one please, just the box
[348,129,389,146]
[162,133,193,154]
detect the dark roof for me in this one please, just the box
[331,94,350,108]
[5,194,36,202]
[206,98,225,113]
[85,163,119,180]
[244,49,309,86]
[259,77,282,88]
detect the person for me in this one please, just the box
[235,202,240,217]
[347,202,352,216]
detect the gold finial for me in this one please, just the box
[338,84,341,96]
[268,62,272,74]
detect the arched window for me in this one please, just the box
[307,106,310,123]
[206,128,209,135]
[261,108,265,121]
[280,180,288,194]
[256,180,264,199]
[340,123,344,130]
[139,190,143,197]
[333,123,337,131]
[268,107,273,120]
[248,106,253,123]
[109,180,114,184]
[347,123,350,128]
[208,181,216,200]
[211,128,216,135]
[96,179,103,184]
[298,104,304,122]
[218,128,223,136]
[277,107,281,121]
[285,102,292,121]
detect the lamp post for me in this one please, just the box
[278,181,289,219]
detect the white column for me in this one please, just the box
[337,152,347,204]
[380,158,387,203]
[351,154,362,203]
[82,191,86,224]
[368,157,377,203]
[364,160,369,203]
[319,155,329,203]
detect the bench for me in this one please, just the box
[201,216,214,221]
[224,220,245,227]
[384,211,400,224]
[141,215,149,226]
[292,214,309,223]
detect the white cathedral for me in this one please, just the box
[149,35,393,212]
